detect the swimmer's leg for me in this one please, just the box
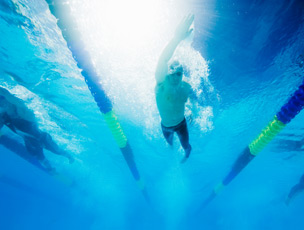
[24,136,55,172]
[161,124,174,146]
[40,132,74,163]
[176,120,191,163]
[286,174,304,205]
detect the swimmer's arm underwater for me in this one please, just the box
[155,14,194,84]
[186,88,201,123]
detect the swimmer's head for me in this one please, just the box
[167,60,183,86]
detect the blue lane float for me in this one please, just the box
[45,0,148,200]
[202,80,304,207]
[276,83,304,124]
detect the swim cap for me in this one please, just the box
[168,60,183,75]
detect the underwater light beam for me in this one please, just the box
[70,0,166,58]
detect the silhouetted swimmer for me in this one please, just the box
[286,174,304,205]
[155,14,198,163]
[273,137,304,205]
[273,137,304,160]
[0,89,74,173]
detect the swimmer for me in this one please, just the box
[0,88,74,172]
[286,174,304,205]
[155,14,196,163]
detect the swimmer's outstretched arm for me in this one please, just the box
[155,14,194,84]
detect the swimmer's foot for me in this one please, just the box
[48,167,57,175]
[67,155,75,164]
[285,197,291,206]
[181,145,192,164]
[180,156,188,164]
[40,159,56,174]
[61,151,75,164]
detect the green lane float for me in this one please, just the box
[45,0,148,200]
[202,80,304,207]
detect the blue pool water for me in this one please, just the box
[0,0,304,229]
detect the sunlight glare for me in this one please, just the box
[103,0,159,44]
[73,0,165,53]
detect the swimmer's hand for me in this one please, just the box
[187,114,194,125]
[181,145,192,163]
[175,14,194,41]
[68,155,75,164]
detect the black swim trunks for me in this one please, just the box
[161,118,191,157]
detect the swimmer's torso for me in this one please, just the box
[155,81,191,127]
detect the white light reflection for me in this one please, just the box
[71,0,172,60]
[102,0,160,45]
